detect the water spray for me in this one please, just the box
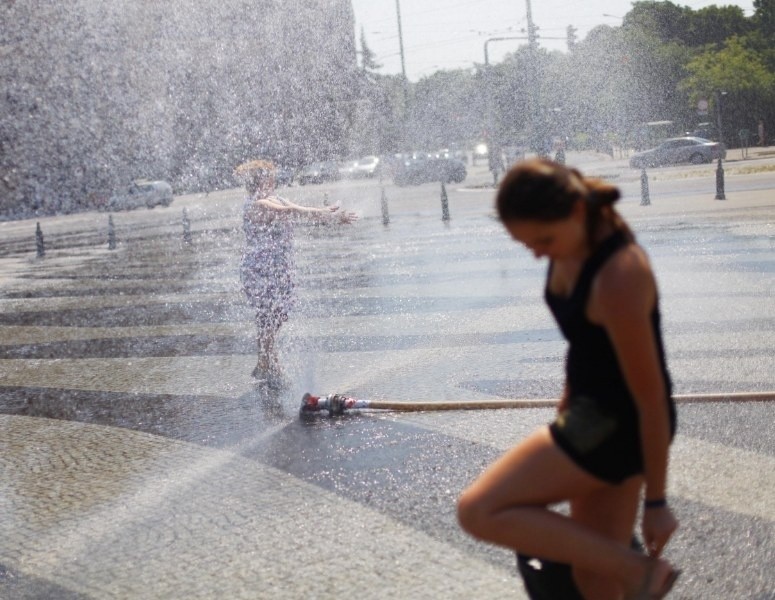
[299,391,775,418]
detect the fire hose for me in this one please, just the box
[299,391,775,418]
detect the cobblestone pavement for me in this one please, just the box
[1,163,774,599]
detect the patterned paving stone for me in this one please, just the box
[1,179,773,598]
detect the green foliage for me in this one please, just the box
[753,0,775,37]
[680,36,775,101]
[686,6,751,46]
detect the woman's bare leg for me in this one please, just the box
[457,427,665,595]
[571,476,642,599]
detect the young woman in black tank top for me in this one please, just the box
[457,159,680,599]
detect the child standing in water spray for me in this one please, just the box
[235,159,357,388]
[457,158,680,599]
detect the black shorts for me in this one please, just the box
[549,395,643,485]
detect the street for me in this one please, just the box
[1,152,774,599]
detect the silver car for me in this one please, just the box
[630,137,726,169]
[107,179,173,210]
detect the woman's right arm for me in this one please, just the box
[260,197,357,225]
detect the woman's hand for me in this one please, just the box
[641,504,678,557]
[326,205,358,224]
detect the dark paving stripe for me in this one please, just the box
[665,260,775,273]
[3,286,187,299]
[0,387,288,448]
[664,499,775,599]
[242,410,775,597]
[0,328,562,359]
[0,295,522,327]
[0,336,255,360]
[243,414,514,568]
[673,379,775,396]
[666,318,775,334]
[669,348,775,361]
[676,401,775,456]
[0,564,89,600]
[460,378,564,399]
[0,301,250,327]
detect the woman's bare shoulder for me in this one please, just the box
[593,243,656,316]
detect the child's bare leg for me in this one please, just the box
[254,321,280,375]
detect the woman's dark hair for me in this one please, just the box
[496,158,631,245]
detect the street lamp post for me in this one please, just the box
[395,0,409,149]
[715,90,727,200]
[715,90,727,148]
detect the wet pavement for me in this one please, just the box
[1,159,774,598]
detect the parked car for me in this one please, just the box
[352,155,381,178]
[298,161,339,185]
[106,179,173,210]
[629,137,726,169]
[275,164,295,187]
[393,155,467,186]
[338,159,359,179]
[472,142,488,165]
[437,147,469,164]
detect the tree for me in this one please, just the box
[680,36,775,142]
[685,5,750,47]
[625,1,690,43]
[359,27,382,73]
[753,0,775,37]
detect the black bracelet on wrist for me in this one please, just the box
[644,498,667,509]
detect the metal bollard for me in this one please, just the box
[107,215,116,250]
[182,207,192,244]
[35,222,45,258]
[441,181,450,221]
[714,157,726,200]
[380,187,390,226]
[640,168,651,206]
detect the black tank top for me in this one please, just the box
[545,230,674,425]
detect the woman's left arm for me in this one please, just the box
[592,247,678,555]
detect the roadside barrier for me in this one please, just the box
[182,208,192,244]
[380,187,390,226]
[640,168,651,206]
[715,157,726,200]
[35,222,45,257]
[107,215,117,250]
[441,181,450,221]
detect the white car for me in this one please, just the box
[107,180,174,210]
[352,155,381,178]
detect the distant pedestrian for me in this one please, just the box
[758,119,766,147]
[458,158,680,599]
[235,159,357,388]
[488,143,505,185]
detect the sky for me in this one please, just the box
[351,0,756,81]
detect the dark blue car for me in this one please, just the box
[393,155,467,186]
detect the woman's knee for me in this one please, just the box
[456,486,487,535]
[457,484,521,536]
